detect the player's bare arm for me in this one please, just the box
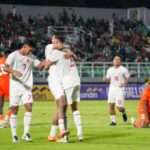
[3,64,22,77]
[44,60,52,70]
[64,50,77,61]
[37,60,46,70]
[119,77,130,87]
[103,77,110,83]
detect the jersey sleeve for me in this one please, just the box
[5,52,15,67]
[45,44,53,60]
[48,50,62,62]
[32,55,40,67]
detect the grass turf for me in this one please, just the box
[1,100,150,150]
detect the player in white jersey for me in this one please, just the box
[45,35,74,142]
[3,40,46,142]
[45,34,83,142]
[103,55,130,126]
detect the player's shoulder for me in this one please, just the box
[108,66,114,71]
[45,44,53,49]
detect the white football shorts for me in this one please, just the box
[65,85,80,105]
[10,90,33,106]
[48,78,64,100]
[107,86,125,107]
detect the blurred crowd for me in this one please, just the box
[0,7,150,62]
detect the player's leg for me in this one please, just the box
[0,96,4,124]
[109,103,116,125]
[108,89,117,125]
[48,80,69,138]
[22,91,33,142]
[56,95,70,137]
[116,91,127,122]
[131,106,149,128]
[0,85,5,124]
[4,80,11,124]
[9,93,20,142]
[48,111,59,141]
[63,104,69,142]
[66,85,83,141]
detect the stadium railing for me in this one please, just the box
[33,62,150,78]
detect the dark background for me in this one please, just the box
[0,0,150,8]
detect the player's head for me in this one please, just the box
[113,55,122,67]
[52,33,65,44]
[144,77,150,85]
[22,39,36,55]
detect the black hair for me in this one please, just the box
[114,54,123,60]
[4,50,11,57]
[53,33,65,43]
[23,39,37,49]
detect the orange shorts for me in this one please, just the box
[0,79,9,99]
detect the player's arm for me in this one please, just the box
[53,44,77,61]
[3,64,22,77]
[64,49,77,61]
[103,76,110,82]
[44,51,59,70]
[32,54,46,70]
[44,60,53,70]
[119,77,130,87]
[119,68,130,87]
[103,69,110,83]
[37,60,46,70]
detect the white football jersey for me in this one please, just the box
[106,65,130,87]
[5,50,40,94]
[48,50,80,90]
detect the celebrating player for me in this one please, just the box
[45,34,83,142]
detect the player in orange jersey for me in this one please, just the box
[0,50,11,127]
[131,77,150,128]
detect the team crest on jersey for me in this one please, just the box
[26,58,31,63]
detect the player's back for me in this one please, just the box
[139,86,150,112]
[53,50,80,89]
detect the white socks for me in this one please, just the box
[58,119,65,132]
[10,114,17,136]
[49,125,58,137]
[24,112,32,135]
[73,110,83,136]
[110,115,116,123]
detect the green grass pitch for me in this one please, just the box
[1,100,150,150]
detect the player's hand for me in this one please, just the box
[64,51,72,59]
[13,70,22,77]
[119,83,124,88]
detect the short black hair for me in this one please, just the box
[4,50,11,57]
[23,39,37,49]
[53,33,65,43]
[114,54,122,60]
